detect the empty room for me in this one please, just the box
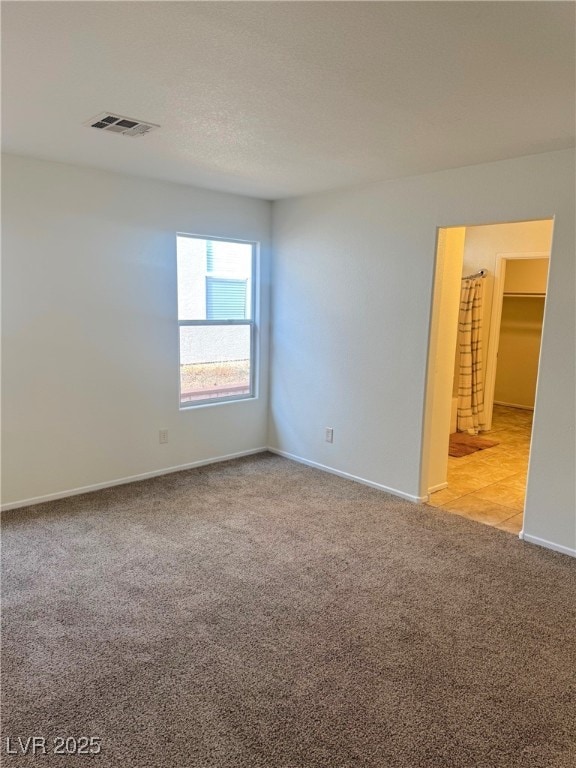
[2,3,575,767]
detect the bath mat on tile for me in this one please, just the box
[449,432,499,457]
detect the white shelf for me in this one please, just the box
[503,292,545,298]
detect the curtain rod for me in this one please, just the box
[462,268,488,280]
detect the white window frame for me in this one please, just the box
[177,233,258,409]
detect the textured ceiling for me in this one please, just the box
[2,2,575,200]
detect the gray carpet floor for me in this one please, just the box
[2,452,575,767]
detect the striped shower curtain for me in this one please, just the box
[457,278,486,434]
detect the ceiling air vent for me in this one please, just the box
[84,112,160,137]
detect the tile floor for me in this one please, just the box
[428,405,532,534]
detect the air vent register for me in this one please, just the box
[84,113,160,137]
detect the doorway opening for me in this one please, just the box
[422,219,553,534]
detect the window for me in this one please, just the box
[177,234,256,406]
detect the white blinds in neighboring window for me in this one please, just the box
[206,277,248,320]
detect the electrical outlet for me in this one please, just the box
[325,427,334,443]
[159,429,169,444]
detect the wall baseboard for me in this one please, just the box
[494,401,534,411]
[0,448,269,512]
[519,530,576,559]
[267,447,427,503]
[428,482,448,494]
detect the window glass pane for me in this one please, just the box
[177,237,207,320]
[180,324,252,403]
[177,237,252,320]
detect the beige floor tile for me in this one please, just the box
[487,439,529,454]
[473,448,507,462]
[499,473,528,492]
[447,460,476,473]
[445,472,495,495]
[472,482,525,511]
[450,464,519,486]
[490,431,511,439]
[494,442,530,455]
[476,440,513,453]
[491,427,530,438]
[436,505,472,521]
[475,448,525,463]
[447,453,478,467]
[472,456,528,476]
[495,513,524,534]
[427,487,462,507]
[442,494,519,526]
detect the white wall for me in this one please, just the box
[270,149,575,555]
[1,155,271,506]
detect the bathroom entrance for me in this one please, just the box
[423,219,553,534]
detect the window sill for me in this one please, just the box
[179,393,258,410]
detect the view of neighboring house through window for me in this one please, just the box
[177,235,256,405]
